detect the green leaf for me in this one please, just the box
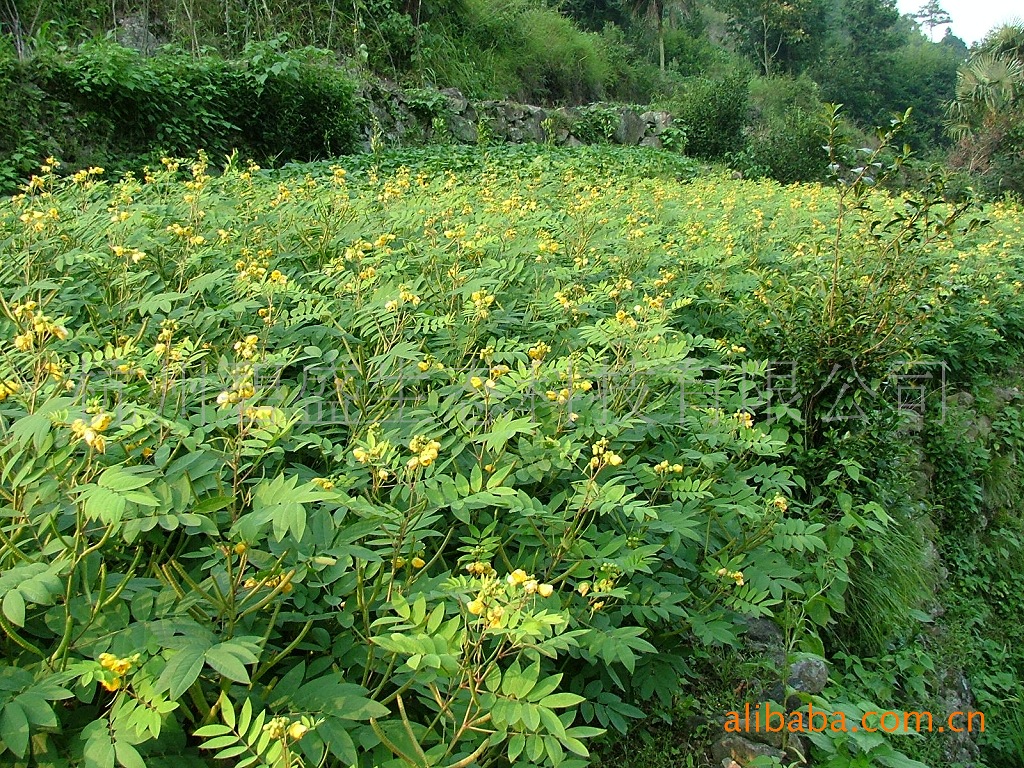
[83,721,115,768]
[0,701,30,757]
[205,644,252,683]
[3,590,26,627]
[540,693,584,709]
[157,646,208,700]
[114,741,147,768]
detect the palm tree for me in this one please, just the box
[946,22,1024,139]
[623,0,666,72]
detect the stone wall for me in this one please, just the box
[358,82,677,152]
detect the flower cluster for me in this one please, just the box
[528,341,551,361]
[166,222,205,246]
[465,561,498,578]
[717,568,745,587]
[216,368,256,407]
[18,207,60,232]
[407,435,441,469]
[235,249,272,282]
[0,380,20,402]
[244,572,294,592]
[589,438,623,470]
[71,412,114,453]
[10,301,69,351]
[98,652,139,691]
[233,334,260,360]
[385,286,422,312]
[653,460,684,475]
[264,716,308,741]
[771,494,789,512]
[470,289,495,319]
[734,411,754,430]
[153,319,180,359]
[111,244,146,264]
[506,568,555,597]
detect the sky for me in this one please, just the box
[895,0,1020,45]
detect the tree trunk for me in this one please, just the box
[659,22,665,72]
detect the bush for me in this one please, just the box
[731,75,830,183]
[0,38,363,188]
[661,72,749,159]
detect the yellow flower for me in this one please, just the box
[100,677,122,692]
[772,494,788,512]
[470,376,484,388]
[507,569,529,585]
[537,583,554,598]
[90,412,113,432]
[486,605,504,628]
[287,722,308,741]
[417,361,431,372]
[467,599,485,616]
[411,556,426,569]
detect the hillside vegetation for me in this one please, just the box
[3,0,1019,194]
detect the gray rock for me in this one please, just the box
[639,135,663,150]
[565,136,584,147]
[446,114,478,145]
[641,110,674,133]
[116,13,164,54]
[613,108,646,145]
[744,617,785,651]
[788,658,828,695]
[939,669,980,766]
[440,88,468,114]
[712,735,785,766]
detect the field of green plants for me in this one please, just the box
[1,141,1024,768]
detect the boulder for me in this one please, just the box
[712,735,785,767]
[639,135,663,150]
[446,114,478,145]
[641,110,674,134]
[613,107,646,145]
[788,658,829,695]
[440,88,469,114]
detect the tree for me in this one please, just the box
[947,23,1024,138]
[622,0,666,72]
[811,0,906,126]
[946,23,1024,194]
[913,0,952,41]
[711,0,827,76]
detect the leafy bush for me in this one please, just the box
[730,76,830,183]
[0,38,362,188]
[661,72,749,159]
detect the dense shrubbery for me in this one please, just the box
[0,37,363,188]
[658,72,749,160]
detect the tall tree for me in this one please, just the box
[711,0,826,76]
[913,0,952,41]
[622,0,666,72]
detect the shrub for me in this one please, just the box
[731,76,830,183]
[662,72,749,159]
